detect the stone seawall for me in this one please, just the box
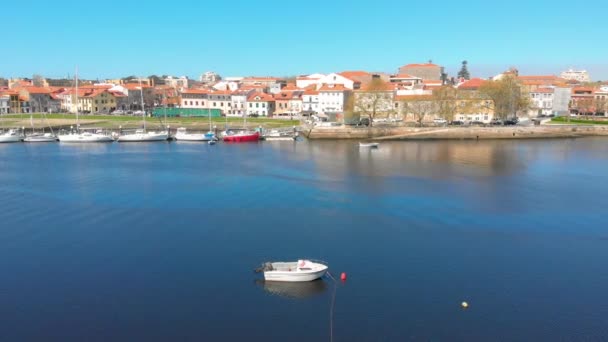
[303,125,608,140]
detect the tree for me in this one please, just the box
[399,95,437,126]
[148,75,165,86]
[479,75,530,120]
[457,61,470,80]
[353,78,394,126]
[32,74,45,87]
[433,86,460,122]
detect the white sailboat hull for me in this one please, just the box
[58,133,114,143]
[117,132,169,142]
[174,133,215,141]
[0,135,22,143]
[24,134,58,142]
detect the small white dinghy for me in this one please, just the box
[359,142,379,148]
[256,260,328,282]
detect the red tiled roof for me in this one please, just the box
[318,84,348,92]
[181,89,210,94]
[531,88,554,94]
[402,63,439,68]
[124,83,152,90]
[20,86,52,94]
[391,74,420,79]
[247,92,275,102]
[339,71,370,78]
[458,78,486,90]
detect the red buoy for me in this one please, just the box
[340,272,347,281]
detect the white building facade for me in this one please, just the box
[319,84,350,115]
[560,69,590,83]
[0,95,9,114]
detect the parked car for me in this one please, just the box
[449,120,464,126]
[491,119,503,125]
[470,121,485,126]
[357,117,371,126]
[433,118,448,125]
[112,109,125,115]
[504,118,519,125]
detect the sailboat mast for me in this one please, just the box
[139,78,146,131]
[75,67,79,131]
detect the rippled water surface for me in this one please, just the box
[1,138,608,341]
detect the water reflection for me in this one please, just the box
[255,279,328,300]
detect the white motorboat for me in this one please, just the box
[255,279,327,299]
[58,130,114,143]
[174,127,216,141]
[117,129,168,142]
[24,132,58,142]
[359,142,379,148]
[256,260,328,282]
[0,129,24,143]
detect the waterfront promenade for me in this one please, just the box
[304,124,608,140]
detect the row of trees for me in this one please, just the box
[349,75,530,126]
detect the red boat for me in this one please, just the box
[223,131,260,143]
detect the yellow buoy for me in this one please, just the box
[461,301,469,309]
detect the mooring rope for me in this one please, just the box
[326,271,339,342]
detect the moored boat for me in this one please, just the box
[117,129,168,142]
[256,260,328,282]
[58,130,114,143]
[223,130,260,143]
[0,129,24,143]
[359,142,379,148]
[174,127,216,141]
[24,132,58,142]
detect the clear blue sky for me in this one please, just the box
[4,0,608,80]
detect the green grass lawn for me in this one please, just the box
[551,116,608,125]
[3,113,300,128]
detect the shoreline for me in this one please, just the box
[303,124,608,140]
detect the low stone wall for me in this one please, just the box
[303,125,608,140]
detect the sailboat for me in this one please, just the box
[0,129,24,143]
[117,79,168,142]
[222,107,259,142]
[58,68,114,143]
[174,103,217,141]
[24,112,58,142]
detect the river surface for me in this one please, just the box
[1,138,608,341]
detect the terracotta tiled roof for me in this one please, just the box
[303,89,319,95]
[181,89,210,94]
[339,71,370,79]
[124,83,152,90]
[401,63,439,68]
[458,78,486,90]
[20,86,52,94]
[247,92,275,102]
[318,84,348,92]
[391,74,421,79]
[531,88,554,94]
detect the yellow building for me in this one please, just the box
[78,89,117,114]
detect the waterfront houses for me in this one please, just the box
[318,84,350,118]
[247,92,275,117]
[0,94,9,114]
[230,90,253,117]
[301,88,319,115]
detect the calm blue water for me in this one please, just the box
[1,138,608,341]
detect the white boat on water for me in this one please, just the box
[117,129,168,142]
[359,142,379,148]
[174,127,216,141]
[256,260,328,282]
[0,129,24,143]
[57,68,114,143]
[58,129,114,143]
[24,132,58,142]
[116,79,168,143]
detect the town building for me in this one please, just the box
[242,77,286,93]
[274,91,303,117]
[247,92,275,117]
[302,88,319,115]
[164,76,189,90]
[353,82,395,119]
[79,89,118,114]
[398,63,444,81]
[200,71,221,84]
[0,94,9,114]
[296,74,325,89]
[318,84,351,117]
[560,69,590,83]
[230,90,254,117]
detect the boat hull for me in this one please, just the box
[117,132,169,142]
[24,135,58,142]
[264,268,327,282]
[0,136,22,143]
[223,132,260,143]
[58,134,114,143]
[174,133,215,141]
